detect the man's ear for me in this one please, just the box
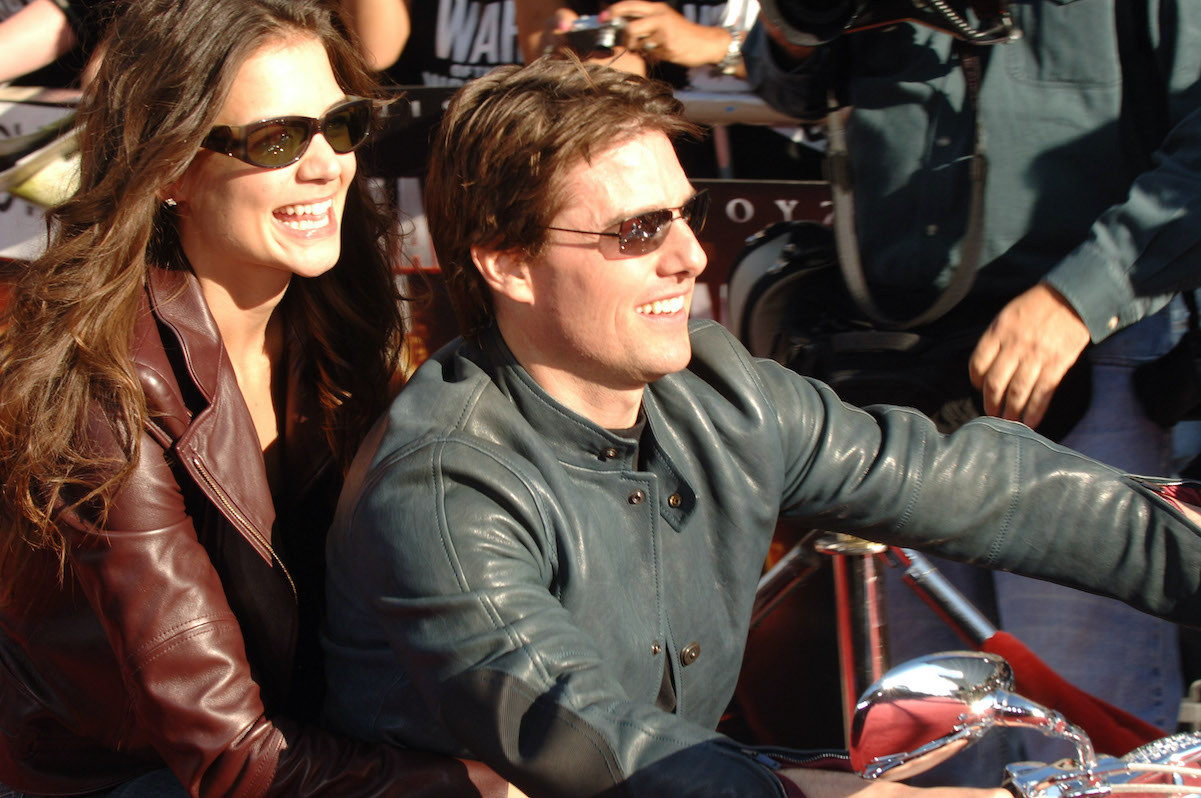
[472,245,535,305]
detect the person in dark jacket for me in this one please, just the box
[0,0,110,87]
[0,1,511,796]
[322,56,1201,798]
[740,4,1201,779]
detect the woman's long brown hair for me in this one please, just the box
[0,0,404,580]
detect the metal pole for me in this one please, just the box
[813,533,890,745]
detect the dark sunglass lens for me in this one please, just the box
[325,102,372,153]
[619,209,672,254]
[246,121,307,166]
[684,191,710,234]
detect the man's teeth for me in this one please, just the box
[637,296,686,315]
[276,199,333,230]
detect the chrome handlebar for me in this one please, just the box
[850,652,1201,798]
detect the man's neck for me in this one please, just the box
[495,320,645,429]
[522,361,644,429]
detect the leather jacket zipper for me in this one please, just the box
[744,747,852,769]
[191,456,298,600]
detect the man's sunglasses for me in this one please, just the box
[200,97,374,168]
[547,190,710,256]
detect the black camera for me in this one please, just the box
[563,15,627,55]
[758,0,1018,47]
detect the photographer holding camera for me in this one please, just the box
[515,0,825,179]
[515,0,747,79]
[742,0,1201,782]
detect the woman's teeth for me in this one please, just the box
[637,295,686,315]
[276,199,333,230]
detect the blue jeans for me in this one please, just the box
[0,769,188,798]
[886,310,1182,787]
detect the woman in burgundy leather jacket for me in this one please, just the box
[0,1,509,797]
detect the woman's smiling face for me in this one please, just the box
[169,34,358,296]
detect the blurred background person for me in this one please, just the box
[340,0,411,72]
[515,0,823,178]
[0,0,110,87]
[743,0,1201,782]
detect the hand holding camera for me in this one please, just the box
[541,7,644,74]
[559,1,742,71]
[562,13,627,54]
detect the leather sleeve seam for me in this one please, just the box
[125,614,240,669]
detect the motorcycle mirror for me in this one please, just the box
[849,652,1012,780]
[849,652,1097,781]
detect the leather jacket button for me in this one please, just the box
[628,490,645,505]
[667,492,682,508]
[680,642,701,666]
[651,641,662,656]
[600,447,619,460]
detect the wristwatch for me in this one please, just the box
[713,25,746,76]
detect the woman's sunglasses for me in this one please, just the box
[547,189,711,256]
[200,97,374,168]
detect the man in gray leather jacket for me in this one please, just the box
[322,56,1201,798]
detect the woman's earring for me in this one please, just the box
[164,198,177,207]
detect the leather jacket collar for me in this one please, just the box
[475,326,699,527]
[138,266,332,559]
[476,330,642,472]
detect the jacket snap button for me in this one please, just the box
[680,642,701,666]
[667,493,682,508]
[651,641,662,656]
[601,447,619,460]
[628,490,645,505]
